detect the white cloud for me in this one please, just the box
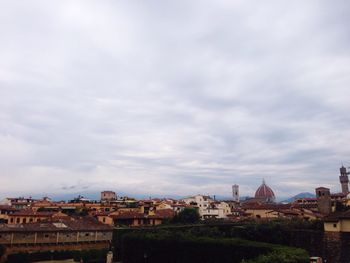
[0,1,350,199]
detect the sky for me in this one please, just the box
[1,0,350,200]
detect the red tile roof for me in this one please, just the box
[0,217,112,232]
[112,211,145,219]
[0,205,18,211]
[242,203,292,210]
[149,209,174,219]
[11,210,56,217]
[324,210,350,222]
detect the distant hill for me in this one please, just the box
[282,192,315,203]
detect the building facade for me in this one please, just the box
[182,195,230,219]
[101,191,117,202]
[232,184,239,202]
[0,218,113,246]
[339,166,349,195]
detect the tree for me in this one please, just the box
[0,245,5,259]
[74,207,89,216]
[173,208,200,224]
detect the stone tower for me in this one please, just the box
[339,165,349,194]
[232,184,239,202]
[315,187,331,215]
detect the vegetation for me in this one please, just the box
[246,248,309,263]
[4,249,108,263]
[120,230,309,263]
[112,219,323,262]
[0,245,5,260]
[171,208,200,224]
[74,207,89,216]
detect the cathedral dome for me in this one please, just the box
[255,180,275,202]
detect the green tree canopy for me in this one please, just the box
[173,208,200,224]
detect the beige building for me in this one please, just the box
[8,210,68,224]
[0,205,17,223]
[0,217,113,246]
[242,203,321,220]
[324,210,350,232]
[111,209,174,227]
[101,191,117,201]
[95,208,141,226]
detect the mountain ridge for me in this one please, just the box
[282,192,315,203]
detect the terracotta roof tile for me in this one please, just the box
[0,217,113,232]
[149,209,174,219]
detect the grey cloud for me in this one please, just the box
[0,1,350,199]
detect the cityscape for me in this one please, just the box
[0,165,350,262]
[1,1,350,263]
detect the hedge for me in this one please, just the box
[120,231,309,263]
[5,249,108,263]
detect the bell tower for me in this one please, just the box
[232,184,239,203]
[315,187,331,215]
[339,165,349,194]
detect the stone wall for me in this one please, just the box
[322,232,350,263]
[287,230,350,263]
[0,242,110,263]
[0,230,112,245]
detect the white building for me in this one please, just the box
[182,195,230,219]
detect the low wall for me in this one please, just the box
[1,242,110,263]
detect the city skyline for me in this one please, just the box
[1,1,350,198]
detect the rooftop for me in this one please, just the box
[0,217,113,232]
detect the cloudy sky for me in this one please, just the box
[1,1,350,200]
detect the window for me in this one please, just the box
[22,218,27,224]
[44,234,49,238]
[16,218,20,223]
[85,233,89,236]
[333,224,337,228]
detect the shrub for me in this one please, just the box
[246,247,309,263]
[172,208,200,224]
[120,231,309,263]
[5,249,108,263]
